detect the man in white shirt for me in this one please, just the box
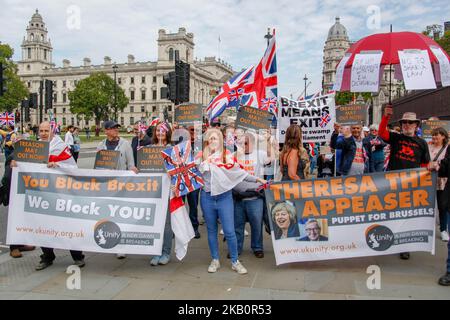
[64,125,75,155]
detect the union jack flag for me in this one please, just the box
[0,112,15,126]
[261,97,278,115]
[206,29,278,120]
[319,111,331,128]
[48,111,58,134]
[161,141,204,197]
[138,121,148,134]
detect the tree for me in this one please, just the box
[68,72,128,135]
[422,26,450,55]
[436,31,450,56]
[0,44,29,112]
[335,92,372,106]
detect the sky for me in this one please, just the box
[1,0,449,98]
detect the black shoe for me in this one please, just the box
[254,251,264,258]
[438,273,450,286]
[194,230,201,239]
[73,259,85,268]
[399,252,410,260]
[35,261,53,271]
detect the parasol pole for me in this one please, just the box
[389,24,393,105]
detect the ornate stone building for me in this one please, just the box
[17,10,234,127]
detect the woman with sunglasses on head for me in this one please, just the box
[379,106,430,260]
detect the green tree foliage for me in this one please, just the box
[335,92,372,106]
[423,26,450,55]
[0,44,29,112]
[68,72,128,134]
[436,31,450,55]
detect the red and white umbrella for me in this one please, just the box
[333,31,450,103]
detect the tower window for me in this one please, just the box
[28,48,31,59]
[130,77,134,84]
[30,33,34,41]
[44,49,47,60]
[169,48,174,61]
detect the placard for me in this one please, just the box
[399,50,437,90]
[94,150,120,170]
[137,146,166,173]
[336,104,367,126]
[430,46,450,87]
[421,120,450,142]
[13,140,49,164]
[350,52,383,92]
[175,104,203,125]
[235,106,272,132]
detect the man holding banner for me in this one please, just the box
[10,121,86,271]
[379,106,430,260]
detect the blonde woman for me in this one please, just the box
[280,124,310,181]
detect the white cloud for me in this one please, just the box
[0,0,448,97]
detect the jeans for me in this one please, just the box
[161,207,173,256]
[200,190,239,263]
[186,189,200,232]
[437,190,448,232]
[40,247,84,262]
[234,198,264,254]
[373,160,385,173]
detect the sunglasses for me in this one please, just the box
[401,120,418,125]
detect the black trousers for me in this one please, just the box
[437,190,449,232]
[40,247,84,262]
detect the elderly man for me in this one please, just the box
[379,106,430,260]
[299,220,328,241]
[363,124,387,172]
[10,122,85,270]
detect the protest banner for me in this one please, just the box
[94,150,120,170]
[13,140,49,164]
[7,163,170,255]
[399,50,437,90]
[350,51,383,92]
[336,104,368,126]
[421,120,450,142]
[137,146,166,173]
[278,93,336,143]
[175,104,203,125]
[265,169,436,265]
[235,106,273,132]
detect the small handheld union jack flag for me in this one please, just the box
[0,112,15,127]
[256,179,273,192]
[161,141,204,197]
[260,97,278,115]
[138,121,148,134]
[319,111,331,128]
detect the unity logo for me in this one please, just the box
[94,220,122,249]
[365,225,394,251]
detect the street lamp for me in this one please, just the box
[112,63,118,121]
[264,27,272,47]
[303,74,308,99]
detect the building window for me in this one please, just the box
[141,76,146,84]
[169,48,174,61]
[152,106,157,112]
[63,118,66,125]
[27,65,31,71]
[153,76,157,83]
[28,48,31,59]
[130,106,134,113]
[120,117,124,126]
[141,106,145,113]
[27,82,31,88]
[63,108,66,113]
[44,49,47,60]
[53,108,57,114]
[63,80,66,87]
[130,77,134,84]
[118,77,122,85]
[63,94,67,103]
[53,93,57,103]
[141,91,146,101]
[130,117,135,125]
[152,90,157,100]
[130,91,135,101]
[175,50,179,60]
[71,117,74,125]
[168,105,172,112]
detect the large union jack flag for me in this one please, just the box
[0,112,15,126]
[206,29,278,120]
[161,141,204,198]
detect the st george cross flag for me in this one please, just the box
[161,141,204,197]
[0,112,15,126]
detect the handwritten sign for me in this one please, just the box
[235,106,272,132]
[430,46,450,87]
[94,150,120,170]
[175,104,203,125]
[137,146,166,173]
[350,52,383,92]
[421,120,450,142]
[399,50,437,90]
[333,54,351,91]
[13,140,49,164]
[336,104,367,126]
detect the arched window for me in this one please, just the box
[41,34,44,41]
[169,48,174,61]
[30,33,34,41]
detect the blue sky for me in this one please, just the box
[1,0,449,98]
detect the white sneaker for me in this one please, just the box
[116,254,126,259]
[244,229,249,237]
[441,231,449,242]
[219,229,224,235]
[232,260,248,275]
[208,259,220,273]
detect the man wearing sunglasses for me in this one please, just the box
[379,106,430,260]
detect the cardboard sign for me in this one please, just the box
[430,46,450,87]
[13,140,49,164]
[333,54,351,91]
[175,104,203,125]
[235,106,273,132]
[421,120,450,141]
[399,50,437,90]
[137,146,166,173]
[320,146,332,155]
[336,104,367,126]
[94,150,120,170]
[350,52,383,92]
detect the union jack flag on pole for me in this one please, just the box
[0,112,15,127]
[161,141,204,198]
